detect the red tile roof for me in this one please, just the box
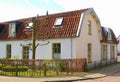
[0,8,88,40]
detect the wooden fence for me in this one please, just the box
[0,58,86,77]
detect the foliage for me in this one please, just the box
[2,65,29,72]
[0,63,5,70]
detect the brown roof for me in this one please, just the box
[101,27,118,44]
[0,8,88,40]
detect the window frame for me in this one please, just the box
[52,43,61,59]
[6,44,11,59]
[87,20,92,35]
[54,17,63,27]
[22,46,30,59]
[88,43,92,63]
[108,29,112,40]
[110,45,115,59]
[9,23,16,37]
[101,45,107,60]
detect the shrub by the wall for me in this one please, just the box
[2,65,29,72]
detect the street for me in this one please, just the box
[78,71,120,82]
[77,56,120,82]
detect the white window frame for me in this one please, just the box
[54,17,63,27]
[9,23,16,37]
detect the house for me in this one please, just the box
[117,35,120,55]
[0,8,117,69]
[101,27,118,64]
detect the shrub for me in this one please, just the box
[2,65,29,72]
[0,63,5,70]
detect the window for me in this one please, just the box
[87,20,92,35]
[6,44,11,58]
[88,43,92,63]
[102,45,107,60]
[54,17,63,26]
[22,46,29,59]
[9,23,16,37]
[110,45,115,59]
[108,29,112,40]
[52,43,61,59]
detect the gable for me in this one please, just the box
[76,8,102,40]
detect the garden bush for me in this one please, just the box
[0,63,5,70]
[2,65,29,72]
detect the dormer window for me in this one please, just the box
[54,17,63,27]
[9,23,16,37]
[108,29,112,40]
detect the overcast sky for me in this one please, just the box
[0,0,120,37]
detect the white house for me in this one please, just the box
[0,8,118,68]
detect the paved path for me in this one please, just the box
[80,70,120,82]
[0,63,120,82]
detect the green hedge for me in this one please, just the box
[0,63,5,70]
[2,65,29,72]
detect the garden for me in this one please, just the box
[0,58,86,77]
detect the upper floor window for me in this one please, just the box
[54,17,63,27]
[9,23,16,37]
[108,29,112,40]
[87,20,92,35]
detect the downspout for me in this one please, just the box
[70,37,73,58]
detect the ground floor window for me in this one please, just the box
[110,45,115,59]
[88,43,92,63]
[22,46,29,59]
[52,43,61,59]
[101,45,107,60]
[6,44,11,58]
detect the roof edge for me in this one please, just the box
[76,8,101,37]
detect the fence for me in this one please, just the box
[0,58,86,77]
[87,58,117,71]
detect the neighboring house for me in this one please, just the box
[0,8,117,69]
[117,35,120,55]
[101,27,118,63]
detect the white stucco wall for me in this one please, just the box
[0,38,76,59]
[76,12,101,62]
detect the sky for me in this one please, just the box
[0,0,120,37]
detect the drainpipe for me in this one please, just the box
[70,37,73,58]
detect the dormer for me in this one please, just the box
[9,23,16,37]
